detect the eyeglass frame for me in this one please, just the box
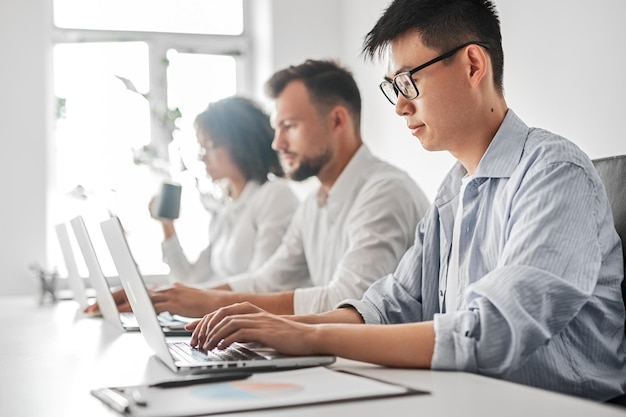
[379,41,491,105]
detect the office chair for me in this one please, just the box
[591,155,626,332]
[593,155,626,407]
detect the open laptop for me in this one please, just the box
[100,215,336,374]
[55,222,92,311]
[70,215,190,336]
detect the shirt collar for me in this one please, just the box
[318,144,371,208]
[473,109,529,180]
[436,109,529,206]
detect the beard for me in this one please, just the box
[284,148,333,182]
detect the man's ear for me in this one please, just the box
[329,106,349,132]
[465,44,488,88]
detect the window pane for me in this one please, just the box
[167,50,237,152]
[52,43,241,278]
[53,0,244,35]
[52,41,168,276]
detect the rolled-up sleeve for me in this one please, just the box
[431,161,620,376]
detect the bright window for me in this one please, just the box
[53,0,244,35]
[167,50,238,149]
[51,2,246,279]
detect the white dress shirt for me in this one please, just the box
[228,145,431,314]
[161,178,299,283]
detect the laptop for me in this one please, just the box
[55,222,91,311]
[70,215,190,336]
[100,215,336,374]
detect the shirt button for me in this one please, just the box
[439,290,444,296]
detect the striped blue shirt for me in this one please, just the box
[342,110,626,400]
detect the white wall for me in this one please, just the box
[1,0,625,295]
[0,0,52,295]
[249,0,344,102]
[498,0,626,160]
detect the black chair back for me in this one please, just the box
[592,155,626,334]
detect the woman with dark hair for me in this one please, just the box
[152,96,299,284]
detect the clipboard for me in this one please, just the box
[91,367,428,416]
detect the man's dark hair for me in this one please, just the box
[265,59,362,133]
[362,0,504,93]
[194,96,283,183]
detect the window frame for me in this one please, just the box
[50,6,253,281]
[52,28,251,156]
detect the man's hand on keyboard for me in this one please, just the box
[186,302,318,357]
[150,283,236,318]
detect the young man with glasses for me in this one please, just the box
[186,0,626,402]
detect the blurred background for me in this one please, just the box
[1,0,625,296]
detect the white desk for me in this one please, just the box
[1,296,624,417]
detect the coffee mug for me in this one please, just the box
[154,182,182,220]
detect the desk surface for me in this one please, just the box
[1,296,624,417]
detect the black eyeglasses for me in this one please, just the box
[379,41,490,105]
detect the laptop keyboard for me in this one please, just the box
[118,312,187,329]
[170,341,265,362]
[156,312,188,327]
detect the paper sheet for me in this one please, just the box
[93,367,427,416]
